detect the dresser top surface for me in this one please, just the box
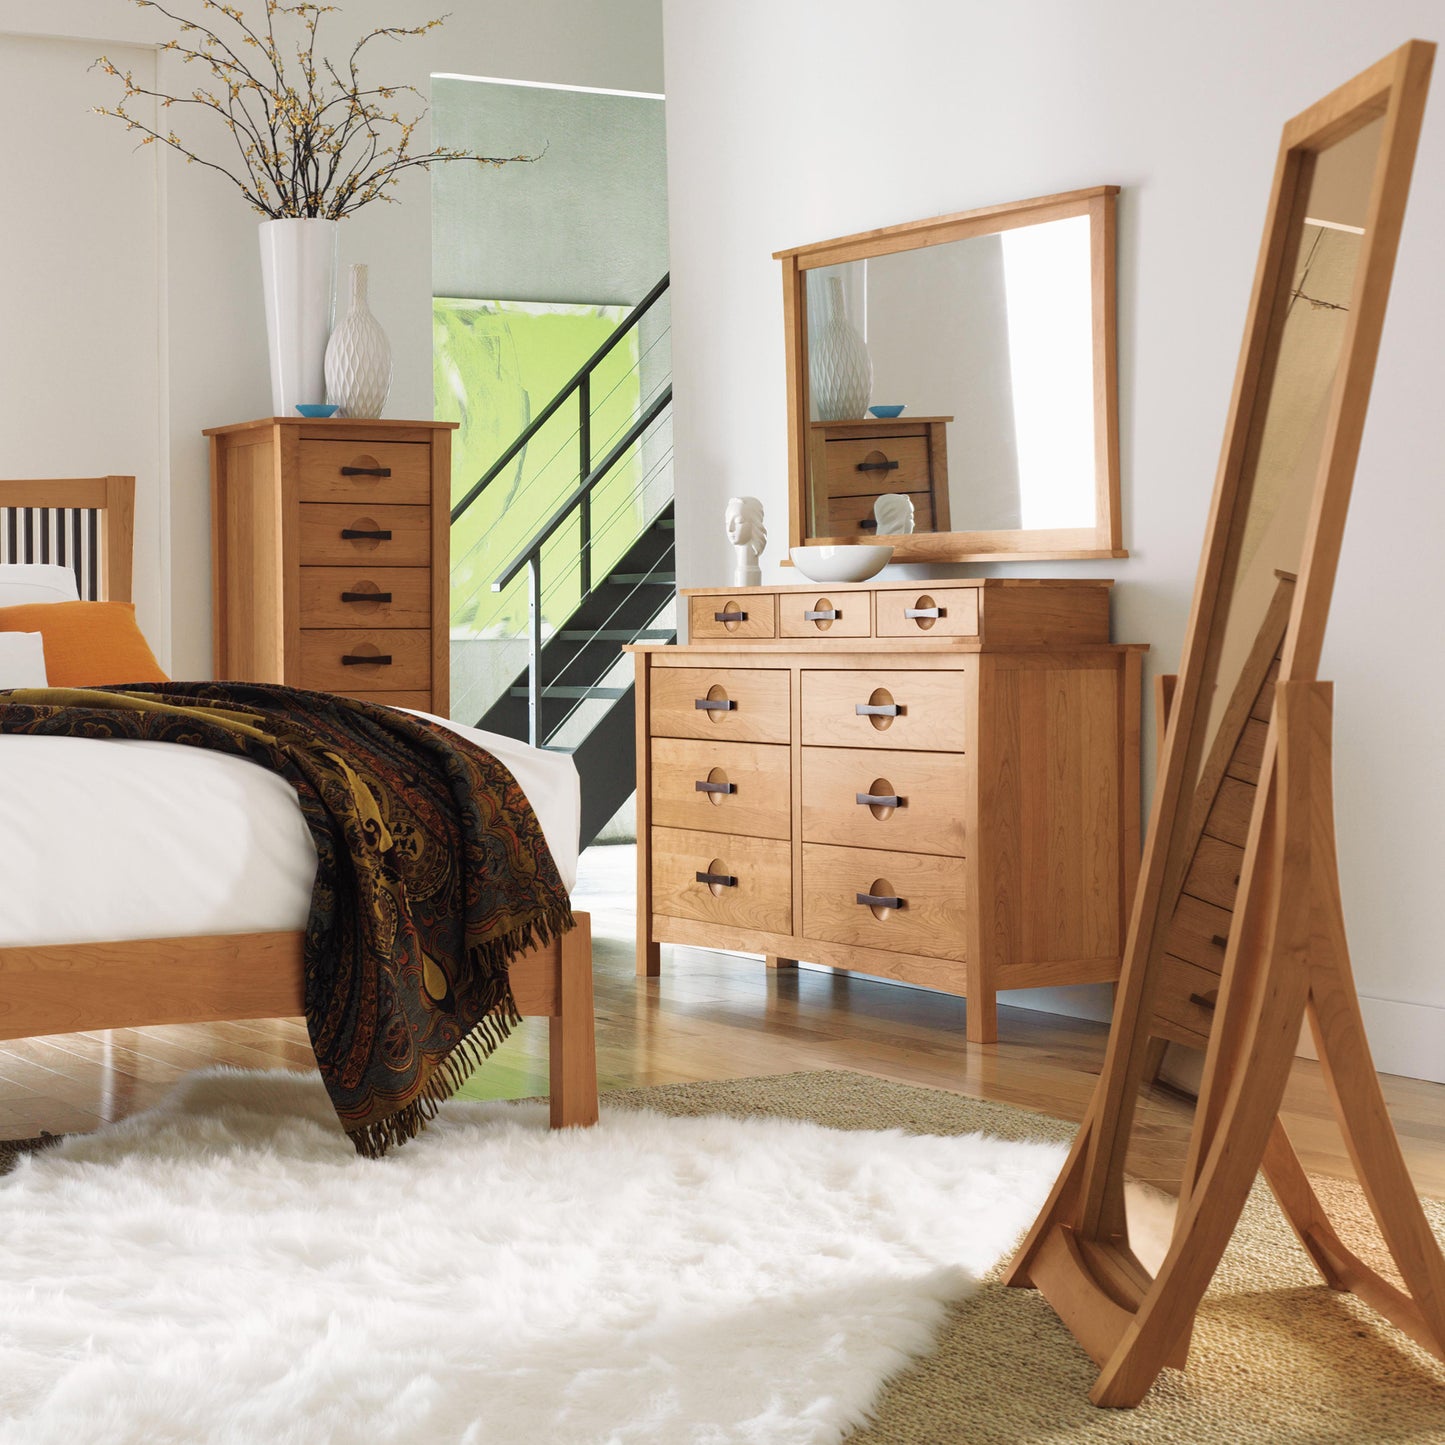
[679,578,1114,598]
[203,417,459,437]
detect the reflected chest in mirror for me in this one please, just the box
[776,187,1125,563]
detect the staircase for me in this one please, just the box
[449,274,675,848]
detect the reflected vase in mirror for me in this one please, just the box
[810,274,872,420]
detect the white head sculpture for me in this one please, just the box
[873,492,916,536]
[725,496,767,586]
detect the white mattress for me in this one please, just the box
[0,710,580,948]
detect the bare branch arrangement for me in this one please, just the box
[95,0,532,219]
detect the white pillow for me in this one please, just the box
[0,631,48,688]
[0,562,81,607]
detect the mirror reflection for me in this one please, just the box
[803,213,1099,539]
[1146,116,1384,1105]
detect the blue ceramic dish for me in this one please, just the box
[868,404,905,418]
[295,403,340,418]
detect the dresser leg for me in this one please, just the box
[765,955,798,970]
[967,989,998,1044]
[637,939,661,978]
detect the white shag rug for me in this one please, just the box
[0,1069,1066,1445]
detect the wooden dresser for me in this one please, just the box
[630,579,1145,1042]
[807,416,951,536]
[207,417,456,713]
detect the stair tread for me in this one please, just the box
[507,685,629,700]
[557,628,675,642]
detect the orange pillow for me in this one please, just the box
[0,601,168,686]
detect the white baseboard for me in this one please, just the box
[1295,995,1445,1084]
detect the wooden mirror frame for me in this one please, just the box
[1005,41,1443,1407]
[774,186,1126,563]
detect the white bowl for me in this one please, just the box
[789,544,893,583]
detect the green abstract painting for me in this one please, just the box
[435,298,643,645]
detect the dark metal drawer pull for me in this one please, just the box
[856,459,900,473]
[858,518,879,530]
[341,591,393,603]
[905,606,943,619]
[696,870,737,888]
[340,466,392,477]
[694,780,736,795]
[341,654,392,666]
[855,702,902,717]
[803,608,839,621]
[857,892,904,909]
[714,610,748,623]
[694,697,736,712]
[1189,992,1217,1011]
[856,792,904,808]
[1210,934,1229,949]
[341,528,392,540]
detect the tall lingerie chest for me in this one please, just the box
[630,579,1145,1042]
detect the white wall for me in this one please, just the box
[0,0,664,678]
[661,0,1445,1079]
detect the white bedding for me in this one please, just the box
[0,711,580,948]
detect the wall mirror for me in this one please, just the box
[1005,40,1444,1408]
[774,187,1125,563]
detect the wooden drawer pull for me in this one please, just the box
[341,653,392,666]
[856,458,899,473]
[696,870,737,888]
[856,792,904,808]
[341,590,393,603]
[714,609,748,623]
[341,527,392,540]
[904,605,943,620]
[694,697,736,712]
[340,465,392,477]
[857,891,904,909]
[803,608,839,622]
[694,779,736,795]
[855,702,902,717]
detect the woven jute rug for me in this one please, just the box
[5,1068,1444,1441]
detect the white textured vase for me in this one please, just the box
[811,274,872,421]
[258,218,339,416]
[325,263,393,419]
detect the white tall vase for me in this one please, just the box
[811,274,872,421]
[258,217,339,415]
[325,263,393,419]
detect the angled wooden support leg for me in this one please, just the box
[550,913,599,1128]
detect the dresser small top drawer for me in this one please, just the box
[650,667,790,743]
[778,590,871,639]
[688,593,777,641]
[298,440,431,504]
[299,503,431,567]
[801,668,971,752]
[651,826,792,936]
[875,587,979,639]
[801,745,967,855]
[824,435,931,498]
[651,738,791,840]
[300,567,431,628]
[298,628,431,693]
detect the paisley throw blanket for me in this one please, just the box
[0,682,574,1156]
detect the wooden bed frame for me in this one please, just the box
[0,476,599,1129]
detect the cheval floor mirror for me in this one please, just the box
[1005,40,1445,1406]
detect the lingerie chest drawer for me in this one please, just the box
[800,746,968,855]
[649,667,790,743]
[688,593,778,641]
[297,440,431,504]
[299,567,432,628]
[802,842,966,962]
[299,628,431,693]
[651,826,792,934]
[299,503,431,567]
[823,434,930,496]
[801,669,971,752]
[651,738,791,840]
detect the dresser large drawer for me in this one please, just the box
[801,669,970,751]
[801,746,967,855]
[297,440,431,504]
[299,628,431,692]
[299,567,432,628]
[651,738,791,840]
[824,435,930,497]
[688,593,777,641]
[652,826,792,934]
[650,667,790,743]
[778,590,872,639]
[299,503,431,566]
[802,842,966,961]
[875,587,979,639]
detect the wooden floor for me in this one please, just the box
[3,845,1443,1199]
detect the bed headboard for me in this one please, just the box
[0,476,135,603]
